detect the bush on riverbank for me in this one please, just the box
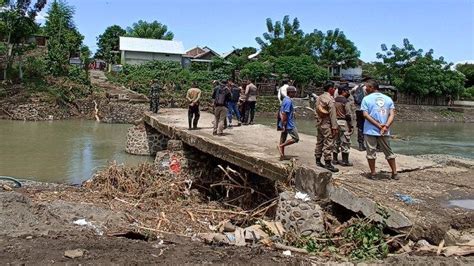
[107,60,230,94]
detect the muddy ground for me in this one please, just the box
[2,235,473,265]
[1,162,473,264]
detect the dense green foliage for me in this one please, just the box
[306,28,360,68]
[0,0,46,79]
[455,63,474,88]
[461,86,474,100]
[273,55,328,87]
[226,47,257,70]
[401,57,464,96]
[364,38,465,97]
[256,15,360,68]
[240,61,271,81]
[256,16,306,57]
[44,0,84,76]
[0,0,92,103]
[95,25,126,64]
[108,60,230,94]
[126,20,173,40]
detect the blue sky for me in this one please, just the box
[38,0,474,63]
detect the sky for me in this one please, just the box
[37,0,474,64]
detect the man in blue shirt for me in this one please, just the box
[277,86,299,160]
[361,80,398,180]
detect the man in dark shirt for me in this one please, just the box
[333,85,354,166]
[149,79,160,113]
[226,80,242,127]
[211,80,231,136]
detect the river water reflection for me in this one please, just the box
[0,119,472,185]
[0,120,151,184]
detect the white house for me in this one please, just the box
[119,37,185,65]
[329,59,364,81]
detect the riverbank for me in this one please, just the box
[0,92,147,123]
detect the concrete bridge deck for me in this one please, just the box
[144,109,473,240]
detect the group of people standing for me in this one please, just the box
[184,77,398,180]
[185,79,258,136]
[277,79,399,180]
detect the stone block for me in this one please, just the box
[167,140,184,151]
[125,124,167,156]
[294,166,332,199]
[275,191,325,238]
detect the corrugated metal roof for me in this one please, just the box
[119,37,185,55]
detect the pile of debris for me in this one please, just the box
[81,162,280,237]
[78,162,473,261]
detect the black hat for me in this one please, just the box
[338,83,349,92]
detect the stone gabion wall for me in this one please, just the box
[4,102,73,121]
[154,141,213,176]
[275,191,325,238]
[125,123,169,156]
[100,102,148,124]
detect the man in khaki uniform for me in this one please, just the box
[333,84,354,166]
[186,83,201,130]
[315,81,339,172]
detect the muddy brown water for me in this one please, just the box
[0,120,151,184]
[0,119,472,185]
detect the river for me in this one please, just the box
[0,120,151,184]
[0,119,472,185]
[255,117,474,159]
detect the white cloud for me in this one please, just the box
[35,9,47,24]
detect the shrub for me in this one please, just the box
[461,86,474,100]
[67,66,90,85]
[24,57,48,81]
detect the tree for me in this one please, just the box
[374,38,464,97]
[240,61,271,81]
[95,25,126,64]
[256,15,307,57]
[402,56,464,96]
[126,20,173,40]
[273,55,328,88]
[375,38,424,85]
[0,0,47,80]
[305,28,360,68]
[362,61,388,80]
[44,0,84,76]
[226,46,257,70]
[455,63,474,87]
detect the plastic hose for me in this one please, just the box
[0,176,22,188]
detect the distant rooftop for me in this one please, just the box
[119,36,185,55]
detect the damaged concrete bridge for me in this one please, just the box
[141,109,473,242]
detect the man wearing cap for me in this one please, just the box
[351,78,369,151]
[315,81,339,172]
[333,84,354,166]
[277,86,299,160]
[277,79,290,103]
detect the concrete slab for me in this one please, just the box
[143,109,473,239]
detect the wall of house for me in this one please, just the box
[122,51,182,65]
[341,66,362,76]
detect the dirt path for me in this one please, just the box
[89,70,148,102]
